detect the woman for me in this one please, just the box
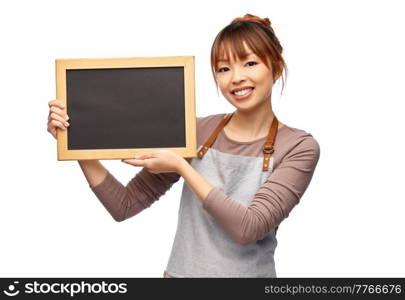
[47,13,320,278]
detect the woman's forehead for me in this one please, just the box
[217,42,256,62]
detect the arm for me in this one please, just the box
[47,100,181,222]
[89,164,181,222]
[78,160,108,188]
[177,161,214,203]
[178,137,320,245]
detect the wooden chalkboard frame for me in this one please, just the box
[55,56,196,161]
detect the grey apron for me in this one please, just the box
[166,113,280,277]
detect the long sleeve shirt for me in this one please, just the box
[91,113,320,245]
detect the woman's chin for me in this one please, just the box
[231,101,259,113]
[234,106,257,114]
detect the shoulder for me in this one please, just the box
[196,113,227,146]
[196,113,227,130]
[276,124,321,164]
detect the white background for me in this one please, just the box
[0,0,404,277]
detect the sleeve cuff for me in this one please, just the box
[90,171,112,193]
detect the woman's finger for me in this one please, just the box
[49,106,69,120]
[48,100,65,109]
[122,159,146,167]
[49,119,66,131]
[49,112,70,127]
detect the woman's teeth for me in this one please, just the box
[233,88,253,96]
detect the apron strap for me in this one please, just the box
[197,112,279,172]
[197,113,233,159]
[262,116,279,171]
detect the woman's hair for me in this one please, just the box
[211,13,288,94]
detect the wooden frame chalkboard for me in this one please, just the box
[55,56,196,160]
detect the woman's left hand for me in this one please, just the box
[122,150,186,174]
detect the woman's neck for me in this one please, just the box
[225,101,281,140]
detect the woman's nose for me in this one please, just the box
[231,67,246,84]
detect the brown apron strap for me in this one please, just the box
[197,113,279,172]
[197,113,233,159]
[262,116,279,171]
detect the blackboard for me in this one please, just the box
[55,57,196,160]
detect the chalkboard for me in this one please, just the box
[55,57,196,160]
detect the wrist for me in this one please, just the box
[176,157,189,176]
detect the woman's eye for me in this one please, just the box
[246,61,258,67]
[217,67,229,73]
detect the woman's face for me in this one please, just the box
[215,43,274,113]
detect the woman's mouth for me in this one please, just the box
[231,87,255,100]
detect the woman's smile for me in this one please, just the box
[231,87,255,101]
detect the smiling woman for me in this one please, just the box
[211,14,288,93]
[47,13,320,278]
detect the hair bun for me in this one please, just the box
[231,13,272,27]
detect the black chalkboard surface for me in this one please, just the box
[55,57,196,160]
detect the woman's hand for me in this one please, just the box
[122,150,187,174]
[47,99,69,139]
[124,150,214,202]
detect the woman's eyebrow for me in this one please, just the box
[218,53,256,63]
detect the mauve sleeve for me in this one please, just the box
[202,137,320,245]
[91,168,181,222]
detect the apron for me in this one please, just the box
[165,113,280,278]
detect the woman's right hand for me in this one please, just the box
[47,100,70,139]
